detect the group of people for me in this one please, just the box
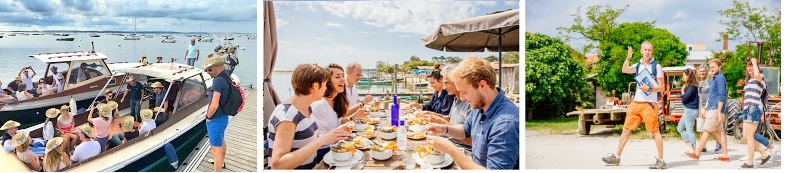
[265,56,520,170]
[602,41,778,169]
[184,38,239,75]
[0,100,159,172]
[1,66,65,102]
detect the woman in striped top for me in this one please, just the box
[740,58,772,168]
[267,64,352,169]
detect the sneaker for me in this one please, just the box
[715,144,722,153]
[602,153,620,166]
[740,163,754,169]
[760,155,771,166]
[701,148,707,152]
[769,144,779,157]
[739,155,749,161]
[648,157,667,169]
[207,158,227,168]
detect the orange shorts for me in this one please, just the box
[623,102,660,132]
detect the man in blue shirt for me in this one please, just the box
[121,76,144,122]
[183,38,200,66]
[203,57,231,171]
[425,56,519,170]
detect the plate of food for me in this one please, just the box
[356,131,376,139]
[413,145,453,168]
[353,119,370,131]
[324,141,363,166]
[408,117,428,132]
[352,137,371,150]
[369,141,397,160]
[407,131,426,140]
[378,126,397,140]
[364,117,380,125]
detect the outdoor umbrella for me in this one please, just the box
[263,1,280,135]
[422,9,519,87]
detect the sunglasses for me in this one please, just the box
[206,68,213,72]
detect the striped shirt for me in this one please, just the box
[743,79,765,111]
[266,104,319,169]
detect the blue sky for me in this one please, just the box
[272,1,520,70]
[0,0,256,33]
[526,0,780,54]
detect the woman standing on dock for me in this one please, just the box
[405,64,454,115]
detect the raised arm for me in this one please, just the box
[752,58,763,82]
[621,46,636,74]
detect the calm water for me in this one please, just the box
[271,72,425,101]
[0,32,257,86]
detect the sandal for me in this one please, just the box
[714,156,730,162]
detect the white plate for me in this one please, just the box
[413,153,454,169]
[408,125,426,132]
[355,125,376,132]
[323,150,364,167]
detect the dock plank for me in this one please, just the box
[193,91,258,172]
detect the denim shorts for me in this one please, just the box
[742,107,762,123]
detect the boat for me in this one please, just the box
[358,79,392,85]
[413,82,429,87]
[124,36,141,40]
[7,33,17,36]
[31,33,43,35]
[90,33,100,37]
[1,62,243,172]
[145,35,154,38]
[200,38,213,42]
[61,33,70,36]
[224,37,234,40]
[0,36,3,38]
[161,39,176,43]
[0,51,129,127]
[56,37,75,41]
[247,36,256,39]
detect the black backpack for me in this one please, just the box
[228,55,239,66]
[219,74,245,116]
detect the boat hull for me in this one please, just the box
[118,121,206,172]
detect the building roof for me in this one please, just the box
[29,51,108,63]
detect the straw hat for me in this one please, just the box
[98,104,113,118]
[105,89,114,95]
[45,108,61,119]
[151,82,164,88]
[10,132,29,147]
[14,76,21,81]
[107,101,119,110]
[218,49,226,53]
[60,105,70,112]
[121,116,135,132]
[45,137,64,154]
[77,124,94,138]
[153,107,165,113]
[1,120,21,130]
[125,75,135,82]
[202,57,228,68]
[140,109,154,121]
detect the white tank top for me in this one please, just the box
[16,91,28,101]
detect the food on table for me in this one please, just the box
[415,145,444,158]
[330,141,357,156]
[370,141,398,152]
[408,131,425,139]
[379,126,397,133]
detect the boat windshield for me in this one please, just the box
[68,60,109,85]
[175,74,207,110]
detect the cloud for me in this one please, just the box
[325,22,343,27]
[276,18,288,27]
[15,0,57,14]
[61,0,96,12]
[672,11,687,19]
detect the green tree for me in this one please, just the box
[484,55,498,63]
[717,0,781,66]
[502,52,520,64]
[525,32,592,119]
[557,4,628,55]
[719,45,750,98]
[402,55,434,70]
[445,56,462,64]
[595,22,688,97]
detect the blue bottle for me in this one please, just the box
[391,95,399,126]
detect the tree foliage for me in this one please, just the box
[525,32,592,118]
[557,4,628,55]
[502,52,519,64]
[402,55,434,70]
[484,55,498,63]
[717,0,781,66]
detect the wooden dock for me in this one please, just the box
[179,89,258,172]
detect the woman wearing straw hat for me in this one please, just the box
[71,124,100,162]
[139,109,157,136]
[2,120,21,152]
[87,104,113,152]
[43,137,69,172]
[11,132,42,171]
[43,108,60,142]
[57,105,78,153]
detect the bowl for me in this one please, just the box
[378,131,396,140]
[354,123,369,130]
[409,124,426,132]
[332,151,352,161]
[371,150,393,160]
[423,153,445,164]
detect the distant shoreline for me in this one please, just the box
[273,69,293,73]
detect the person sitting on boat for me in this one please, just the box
[4,76,23,96]
[267,63,352,169]
[310,63,370,163]
[138,109,156,137]
[405,63,455,115]
[109,116,138,150]
[10,132,43,172]
[54,76,65,93]
[87,103,113,152]
[36,78,54,97]
[18,66,36,91]
[75,63,90,83]
[57,105,78,154]
[71,124,100,163]
[2,120,21,152]
[43,137,69,172]
[151,82,169,111]
[153,107,168,127]
[15,83,34,101]
[49,66,63,88]
[43,108,60,143]
[121,76,144,123]
[156,56,164,63]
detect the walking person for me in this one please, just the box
[120,76,144,122]
[202,57,233,171]
[696,65,722,153]
[739,58,773,168]
[686,59,730,162]
[601,41,667,169]
[677,68,699,154]
[183,38,200,66]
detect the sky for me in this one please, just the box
[526,0,780,55]
[0,0,256,33]
[272,0,520,70]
